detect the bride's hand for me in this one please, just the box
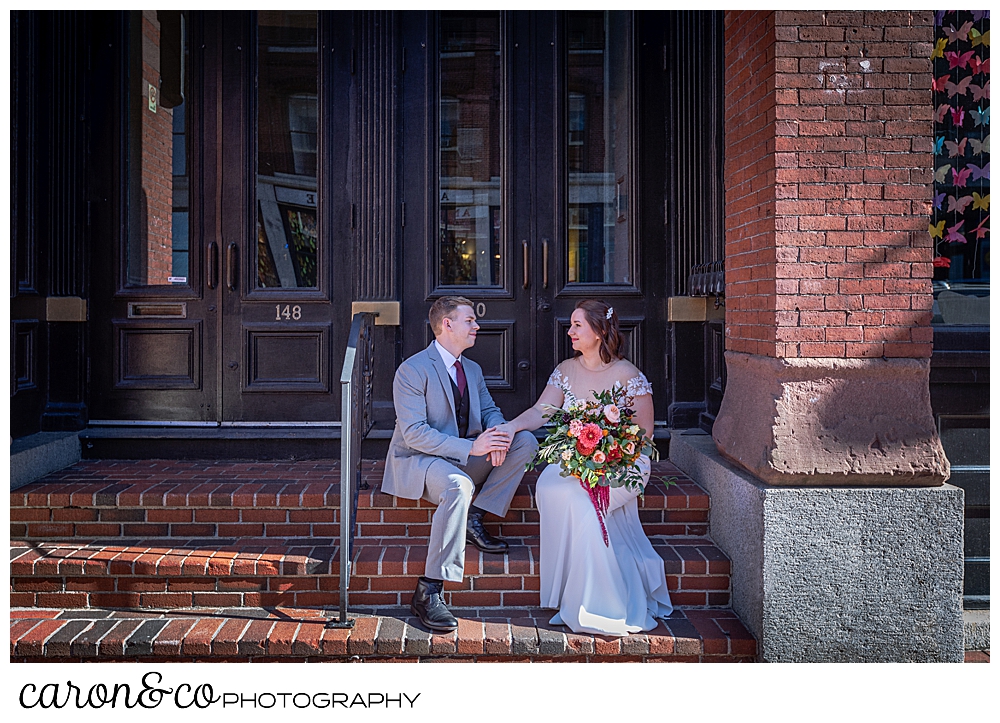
[490,448,507,467]
[493,422,517,441]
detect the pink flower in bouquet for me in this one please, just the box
[624,441,636,455]
[578,423,603,450]
[592,450,606,464]
[603,404,621,424]
[568,419,584,437]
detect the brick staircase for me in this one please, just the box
[10,459,756,662]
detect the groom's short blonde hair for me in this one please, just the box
[429,296,474,336]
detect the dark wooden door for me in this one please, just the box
[89,11,220,423]
[401,10,668,421]
[90,11,352,424]
[218,12,352,423]
[399,11,532,419]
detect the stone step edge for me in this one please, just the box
[10,607,757,660]
[10,538,732,578]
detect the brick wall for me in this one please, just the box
[723,11,778,358]
[724,10,935,359]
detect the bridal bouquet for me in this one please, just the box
[527,382,657,545]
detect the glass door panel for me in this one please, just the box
[126,10,191,288]
[438,11,503,288]
[566,11,633,286]
[219,10,352,423]
[255,11,319,289]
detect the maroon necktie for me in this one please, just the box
[454,359,467,398]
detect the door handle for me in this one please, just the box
[522,240,529,289]
[207,241,219,289]
[227,242,238,291]
[542,239,549,289]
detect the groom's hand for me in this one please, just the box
[470,427,510,457]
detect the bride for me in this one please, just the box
[496,299,673,636]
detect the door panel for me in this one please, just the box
[114,322,202,389]
[243,324,330,391]
[90,11,219,422]
[92,11,352,424]
[402,10,667,422]
[402,10,533,419]
[219,10,351,422]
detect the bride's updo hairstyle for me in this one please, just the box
[574,299,624,365]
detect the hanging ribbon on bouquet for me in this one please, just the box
[580,478,611,546]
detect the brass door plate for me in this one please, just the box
[667,296,724,323]
[46,297,88,322]
[351,301,400,326]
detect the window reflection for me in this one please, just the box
[126,10,189,287]
[256,11,319,289]
[567,11,632,285]
[438,12,502,287]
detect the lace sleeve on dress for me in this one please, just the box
[547,368,568,391]
[626,372,653,398]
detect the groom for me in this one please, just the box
[382,296,538,632]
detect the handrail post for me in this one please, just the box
[333,366,354,627]
[328,311,375,628]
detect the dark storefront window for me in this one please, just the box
[438,11,502,287]
[566,11,632,285]
[930,10,990,326]
[255,11,319,289]
[126,10,190,287]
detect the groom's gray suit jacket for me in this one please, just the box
[382,342,506,500]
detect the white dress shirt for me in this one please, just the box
[434,340,463,387]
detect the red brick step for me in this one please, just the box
[10,537,732,610]
[10,459,710,541]
[9,607,756,662]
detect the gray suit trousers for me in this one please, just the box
[422,430,537,582]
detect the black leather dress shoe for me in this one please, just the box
[410,578,458,633]
[466,511,509,554]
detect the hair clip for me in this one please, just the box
[606,307,614,320]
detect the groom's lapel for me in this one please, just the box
[467,363,482,426]
[425,343,457,419]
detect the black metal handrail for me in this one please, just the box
[329,311,376,628]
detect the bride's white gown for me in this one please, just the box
[536,364,674,636]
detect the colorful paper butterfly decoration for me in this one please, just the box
[945,50,975,70]
[969,56,989,76]
[944,21,974,44]
[968,163,990,181]
[969,81,990,102]
[945,221,967,244]
[972,216,989,241]
[947,195,974,213]
[945,138,968,157]
[946,76,973,98]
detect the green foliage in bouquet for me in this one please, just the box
[526,383,658,491]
